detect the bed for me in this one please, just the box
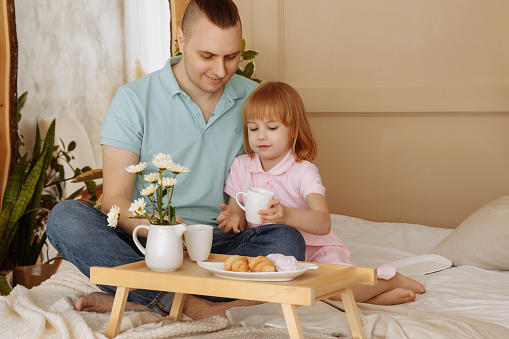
[1,196,509,338]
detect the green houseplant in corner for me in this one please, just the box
[0,92,98,295]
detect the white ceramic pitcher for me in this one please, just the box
[132,223,187,272]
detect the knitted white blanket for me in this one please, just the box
[0,266,333,338]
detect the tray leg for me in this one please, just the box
[281,303,304,339]
[167,292,187,321]
[340,287,366,339]
[106,286,130,338]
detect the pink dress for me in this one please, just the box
[224,151,396,279]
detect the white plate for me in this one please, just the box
[390,254,452,276]
[197,261,319,281]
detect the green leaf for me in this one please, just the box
[66,187,84,200]
[30,123,42,169]
[241,50,259,61]
[1,157,26,208]
[0,201,15,240]
[29,233,47,265]
[241,37,246,53]
[17,91,27,115]
[85,180,96,191]
[0,275,12,296]
[243,61,255,79]
[68,141,76,152]
[235,68,245,76]
[0,148,48,267]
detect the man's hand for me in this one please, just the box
[217,204,244,233]
[258,199,290,224]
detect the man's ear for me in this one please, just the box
[177,27,185,51]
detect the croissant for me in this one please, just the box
[249,256,276,272]
[224,255,249,272]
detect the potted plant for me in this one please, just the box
[0,93,98,294]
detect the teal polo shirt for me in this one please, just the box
[101,57,258,230]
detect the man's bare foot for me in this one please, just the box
[365,288,416,305]
[182,295,263,320]
[75,292,151,313]
[392,273,426,294]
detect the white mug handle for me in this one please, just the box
[132,225,149,255]
[235,192,247,211]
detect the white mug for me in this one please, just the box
[235,187,275,224]
[183,224,213,261]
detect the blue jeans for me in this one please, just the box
[47,200,306,315]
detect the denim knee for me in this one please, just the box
[268,224,306,260]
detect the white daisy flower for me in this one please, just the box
[160,177,177,188]
[128,198,147,216]
[140,184,158,196]
[125,162,147,174]
[144,172,160,183]
[153,153,173,170]
[107,205,120,228]
[169,163,190,174]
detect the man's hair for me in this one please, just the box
[182,0,241,38]
[241,82,318,162]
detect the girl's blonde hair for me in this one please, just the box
[241,81,317,162]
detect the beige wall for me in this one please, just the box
[236,0,509,228]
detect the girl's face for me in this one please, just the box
[247,119,292,171]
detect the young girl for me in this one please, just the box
[217,81,425,305]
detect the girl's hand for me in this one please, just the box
[258,199,289,224]
[217,204,244,233]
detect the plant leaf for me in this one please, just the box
[235,68,245,76]
[29,233,47,265]
[17,91,27,115]
[0,148,48,267]
[1,157,26,208]
[243,61,255,79]
[241,37,246,53]
[241,50,259,61]
[68,141,76,152]
[0,275,12,296]
[66,187,84,200]
[71,169,103,183]
[0,201,15,240]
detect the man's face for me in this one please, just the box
[179,16,242,94]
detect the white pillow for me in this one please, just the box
[431,196,509,270]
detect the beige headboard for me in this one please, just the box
[234,0,509,228]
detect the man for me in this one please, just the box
[47,0,305,319]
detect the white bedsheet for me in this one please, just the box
[331,214,509,330]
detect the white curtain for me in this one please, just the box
[124,0,171,82]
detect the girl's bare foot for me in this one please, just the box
[365,287,416,305]
[392,273,426,294]
[75,292,151,313]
